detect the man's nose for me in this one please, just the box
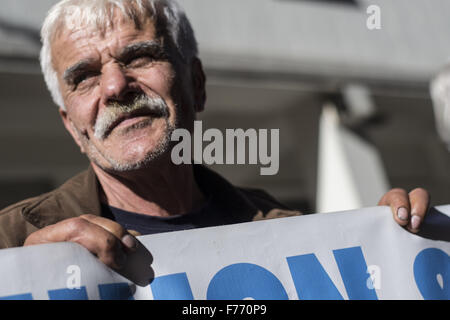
[100,64,136,105]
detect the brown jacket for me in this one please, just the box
[0,165,300,248]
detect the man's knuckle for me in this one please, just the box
[65,217,89,235]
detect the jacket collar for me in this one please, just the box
[22,166,102,229]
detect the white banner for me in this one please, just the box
[0,205,449,300]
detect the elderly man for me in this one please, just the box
[0,0,430,271]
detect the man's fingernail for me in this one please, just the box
[411,215,421,230]
[397,207,408,221]
[122,234,137,250]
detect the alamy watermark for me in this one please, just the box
[171,121,280,176]
[366,5,381,30]
[366,265,381,290]
[66,265,81,290]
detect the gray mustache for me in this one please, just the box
[94,95,169,140]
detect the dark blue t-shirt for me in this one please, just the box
[101,196,228,235]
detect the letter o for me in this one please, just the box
[207,263,289,300]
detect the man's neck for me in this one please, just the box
[92,160,205,218]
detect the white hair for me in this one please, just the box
[40,0,198,110]
[430,65,450,151]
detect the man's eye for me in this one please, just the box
[74,72,98,86]
[126,55,155,68]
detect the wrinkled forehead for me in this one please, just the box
[49,5,165,76]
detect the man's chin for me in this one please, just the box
[93,142,173,174]
[87,120,176,174]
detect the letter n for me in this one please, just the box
[287,247,377,300]
[287,253,343,300]
[333,247,378,300]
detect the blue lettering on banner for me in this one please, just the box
[48,287,88,300]
[0,293,33,300]
[206,263,289,300]
[0,246,447,300]
[150,273,194,300]
[287,253,344,299]
[98,283,134,300]
[287,246,378,300]
[414,248,450,300]
[333,247,378,300]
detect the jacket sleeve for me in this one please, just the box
[0,203,39,249]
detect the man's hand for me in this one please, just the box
[378,188,430,233]
[24,214,138,270]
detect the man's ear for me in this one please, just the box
[191,57,206,113]
[59,108,86,154]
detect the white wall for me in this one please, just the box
[1,0,450,81]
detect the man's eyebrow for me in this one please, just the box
[118,40,166,61]
[63,59,96,84]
